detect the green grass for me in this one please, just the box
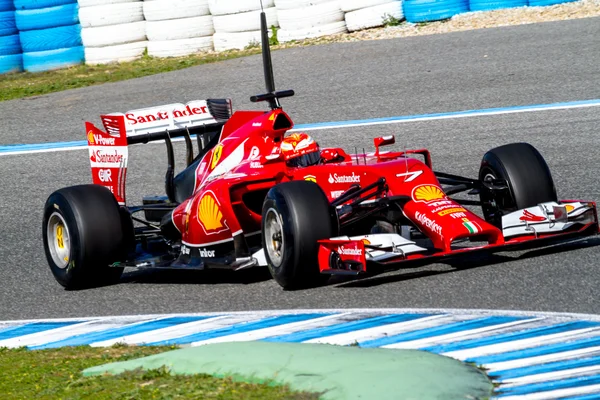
[0,48,265,102]
[0,344,320,400]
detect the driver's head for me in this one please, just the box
[281,132,321,168]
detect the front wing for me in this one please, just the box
[318,201,599,276]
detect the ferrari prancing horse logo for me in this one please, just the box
[211,144,223,170]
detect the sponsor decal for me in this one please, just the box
[252,122,262,127]
[462,218,481,234]
[331,190,344,198]
[429,200,453,207]
[328,172,361,184]
[338,246,362,256]
[125,104,208,125]
[362,239,371,245]
[88,132,115,146]
[199,248,216,258]
[520,210,546,222]
[450,212,467,219]
[197,162,207,175]
[250,162,263,169]
[56,225,65,249]
[437,207,467,216]
[90,149,125,164]
[412,185,447,203]
[98,169,112,182]
[211,144,223,170]
[565,204,575,213]
[396,170,423,182]
[304,175,317,183]
[248,146,261,160]
[181,245,190,255]
[415,211,443,235]
[197,192,227,234]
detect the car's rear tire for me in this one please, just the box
[261,181,333,290]
[479,142,558,227]
[42,184,130,290]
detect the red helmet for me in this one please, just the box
[281,132,321,167]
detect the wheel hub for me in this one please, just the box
[265,208,284,267]
[47,212,71,269]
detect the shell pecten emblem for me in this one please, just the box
[412,184,446,203]
[87,131,95,145]
[197,192,227,234]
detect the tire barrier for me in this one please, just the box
[79,0,145,65]
[14,0,82,72]
[468,0,527,11]
[277,0,347,43]
[0,3,22,73]
[209,1,277,52]
[345,1,404,32]
[403,0,469,23]
[4,0,582,73]
[528,0,577,6]
[22,44,82,71]
[14,3,78,30]
[0,9,17,36]
[144,0,213,58]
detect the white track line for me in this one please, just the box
[495,383,600,400]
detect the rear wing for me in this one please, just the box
[85,99,232,205]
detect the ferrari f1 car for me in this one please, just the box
[42,11,599,290]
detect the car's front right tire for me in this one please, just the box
[42,184,129,290]
[261,181,333,290]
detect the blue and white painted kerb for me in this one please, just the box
[3,308,600,399]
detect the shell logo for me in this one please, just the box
[412,185,446,203]
[198,193,225,233]
[565,204,575,213]
[304,175,316,183]
[361,239,371,245]
[87,131,95,145]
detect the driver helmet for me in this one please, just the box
[281,132,321,168]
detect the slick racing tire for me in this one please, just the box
[478,142,558,228]
[42,184,130,289]
[262,181,333,290]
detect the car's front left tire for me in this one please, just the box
[42,184,130,290]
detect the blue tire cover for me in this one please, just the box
[403,0,469,23]
[469,0,526,11]
[15,3,79,31]
[14,0,75,11]
[0,53,23,74]
[528,0,577,6]
[0,0,13,12]
[23,45,83,73]
[19,23,82,52]
[0,10,17,36]
[0,34,22,56]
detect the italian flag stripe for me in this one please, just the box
[463,221,479,234]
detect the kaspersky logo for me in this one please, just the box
[328,172,361,184]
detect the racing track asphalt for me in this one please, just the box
[0,17,599,320]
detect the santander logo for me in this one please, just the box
[91,149,124,164]
[338,246,362,256]
[328,172,361,184]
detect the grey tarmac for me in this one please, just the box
[0,17,599,320]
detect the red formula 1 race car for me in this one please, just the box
[42,12,599,290]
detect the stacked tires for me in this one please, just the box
[145,0,213,58]
[14,0,83,72]
[468,0,526,11]
[342,0,404,32]
[402,0,468,23]
[78,0,146,65]
[0,0,22,74]
[210,0,277,52]
[275,0,347,43]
